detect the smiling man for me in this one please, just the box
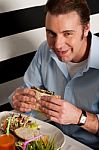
[10,0,99,149]
[45,11,89,63]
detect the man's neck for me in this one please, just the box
[81,32,91,61]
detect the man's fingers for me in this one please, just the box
[13,100,35,112]
[40,100,61,112]
[15,88,36,97]
[13,91,36,104]
[41,95,62,106]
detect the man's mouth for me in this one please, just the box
[56,49,71,57]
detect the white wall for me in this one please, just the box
[90,13,99,34]
[0,0,47,12]
[0,0,47,105]
[0,28,46,61]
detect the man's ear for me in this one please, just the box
[84,23,90,37]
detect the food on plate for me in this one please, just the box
[1,112,56,150]
[15,127,40,140]
[31,86,61,110]
[0,112,64,150]
[16,135,56,150]
[1,113,40,132]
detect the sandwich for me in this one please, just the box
[31,86,61,110]
[31,86,60,100]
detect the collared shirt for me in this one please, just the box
[24,33,99,149]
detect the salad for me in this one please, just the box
[16,135,56,150]
[1,113,56,150]
[1,113,40,132]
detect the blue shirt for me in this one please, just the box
[24,33,99,149]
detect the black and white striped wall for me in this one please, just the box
[0,0,99,108]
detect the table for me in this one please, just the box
[62,134,93,150]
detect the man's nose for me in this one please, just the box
[54,36,65,49]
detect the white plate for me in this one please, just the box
[0,111,65,150]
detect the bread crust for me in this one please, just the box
[31,87,61,99]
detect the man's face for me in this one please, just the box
[45,11,90,63]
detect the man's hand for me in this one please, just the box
[40,96,81,125]
[12,88,37,112]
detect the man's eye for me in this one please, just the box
[47,32,56,38]
[64,32,72,37]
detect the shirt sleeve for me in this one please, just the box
[24,41,47,88]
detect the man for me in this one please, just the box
[10,0,99,149]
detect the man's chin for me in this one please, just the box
[58,57,71,63]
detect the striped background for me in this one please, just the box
[0,0,99,107]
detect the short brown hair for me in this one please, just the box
[45,0,90,25]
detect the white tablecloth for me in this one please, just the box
[62,134,93,150]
